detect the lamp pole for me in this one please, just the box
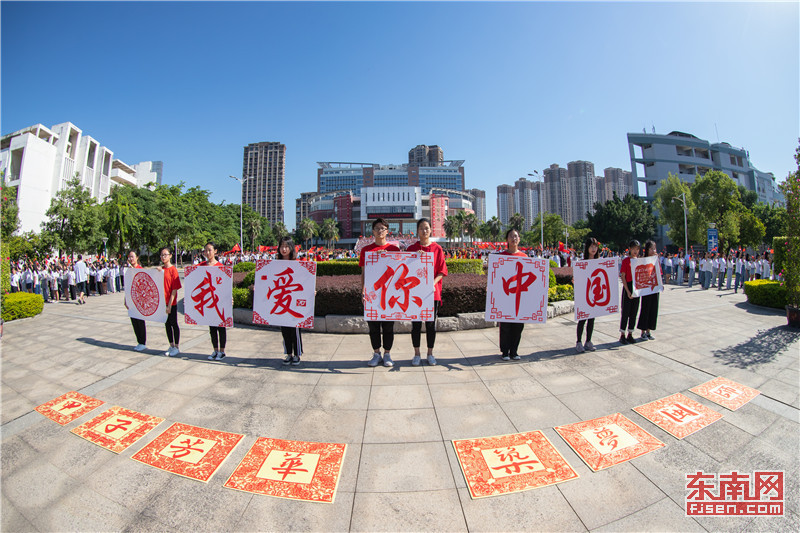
[528,172,543,253]
[672,192,689,254]
[101,237,108,259]
[229,175,249,252]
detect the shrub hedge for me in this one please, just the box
[548,284,575,303]
[743,280,787,309]
[1,242,10,296]
[232,287,253,309]
[233,261,256,273]
[317,261,360,276]
[237,271,256,289]
[446,259,483,274]
[1,292,44,322]
[552,266,573,286]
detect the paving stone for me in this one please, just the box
[363,408,442,443]
[306,385,371,410]
[435,404,517,440]
[356,441,455,492]
[683,419,755,462]
[556,386,629,420]
[593,496,705,532]
[350,489,467,532]
[502,395,581,432]
[428,382,497,407]
[234,489,355,531]
[1,495,36,532]
[287,408,367,444]
[368,384,433,410]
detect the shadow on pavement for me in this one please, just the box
[712,326,800,369]
[734,301,785,316]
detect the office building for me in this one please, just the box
[296,191,316,227]
[0,122,161,233]
[567,160,598,225]
[467,188,486,222]
[242,141,285,225]
[317,160,465,197]
[408,144,444,166]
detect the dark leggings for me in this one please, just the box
[281,326,303,356]
[368,321,395,351]
[165,306,180,345]
[411,301,440,349]
[131,318,146,345]
[499,322,525,357]
[619,281,640,333]
[209,326,227,351]
[577,318,594,343]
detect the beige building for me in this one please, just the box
[242,141,286,225]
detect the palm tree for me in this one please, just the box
[272,221,289,241]
[453,210,467,247]
[462,212,478,245]
[486,216,503,243]
[508,212,525,233]
[297,217,318,250]
[103,186,142,257]
[245,216,263,252]
[319,218,340,249]
[443,217,459,245]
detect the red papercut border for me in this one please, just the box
[224,438,347,503]
[70,406,165,454]
[689,376,761,411]
[632,393,723,439]
[554,413,665,472]
[452,430,579,499]
[35,391,104,425]
[130,422,244,483]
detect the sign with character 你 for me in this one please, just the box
[253,259,317,329]
[184,265,234,327]
[363,251,434,321]
[573,258,620,321]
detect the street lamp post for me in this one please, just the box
[528,172,544,253]
[101,237,108,259]
[672,192,689,254]
[229,175,250,252]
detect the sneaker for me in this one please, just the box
[411,355,421,366]
[291,355,300,366]
[169,347,180,357]
[133,344,147,352]
[383,354,394,367]
[164,348,172,357]
[575,341,585,353]
[640,332,649,341]
[511,354,521,361]
[584,341,596,352]
[368,353,382,367]
[501,354,510,361]
[626,334,636,344]
[283,355,292,365]
[646,332,655,340]
[619,334,628,345]
[216,352,227,360]
[208,350,218,360]
[427,354,437,366]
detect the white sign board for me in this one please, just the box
[573,258,620,321]
[184,265,234,327]
[125,269,167,323]
[363,251,434,321]
[253,259,317,329]
[485,254,550,324]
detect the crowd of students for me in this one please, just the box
[8,257,124,303]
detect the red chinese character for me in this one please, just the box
[191,271,226,321]
[490,446,540,475]
[59,401,82,411]
[660,403,700,423]
[502,261,537,315]
[104,418,132,434]
[635,263,658,290]
[267,268,304,318]
[272,452,309,480]
[686,471,720,501]
[373,264,422,312]
[754,471,783,500]
[719,471,750,500]
[586,268,611,307]
[167,438,206,459]
[711,385,740,399]
[593,426,619,451]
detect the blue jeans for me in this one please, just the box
[735,272,743,292]
[677,266,684,285]
[688,269,695,287]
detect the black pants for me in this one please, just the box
[368,321,395,351]
[98,280,106,295]
[281,326,303,356]
[209,326,227,351]
[165,306,180,345]
[411,301,440,349]
[131,318,146,345]
[499,322,524,357]
[637,293,659,331]
[619,281,640,333]
[69,285,76,300]
[577,318,594,343]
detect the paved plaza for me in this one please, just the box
[1,282,798,532]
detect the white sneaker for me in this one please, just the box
[427,354,437,366]
[208,351,218,360]
[575,341,585,353]
[133,344,147,352]
[584,341,596,352]
[169,347,180,357]
[411,355,421,366]
[383,354,394,367]
[164,348,172,357]
[368,353,382,367]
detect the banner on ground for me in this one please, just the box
[253,259,317,329]
[573,258,620,321]
[631,255,664,297]
[363,251,434,321]
[124,269,167,323]
[184,265,233,327]
[485,254,550,324]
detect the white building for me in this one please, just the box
[0,122,162,233]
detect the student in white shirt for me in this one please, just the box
[687,254,696,288]
[717,254,727,291]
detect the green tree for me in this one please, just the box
[654,173,696,249]
[272,221,289,242]
[1,172,20,240]
[531,212,566,247]
[319,218,340,249]
[752,202,788,244]
[587,193,657,251]
[102,185,142,257]
[567,225,592,248]
[738,210,766,249]
[296,218,318,249]
[443,216,459,243]
[484,216,503,242]
[41,176,103,257]
[453,210,467,246]
[462,212,478,245]
[244,212,263,252]
[737,184,759,211]
[691,171,744,252]
[508,212,525,233]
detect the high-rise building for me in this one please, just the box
[513,177,543,232]
[543,163,568,221]
[295,191,316,227]
[599,167,633,203]
[242,141,285,225]
[567,160,597,225]
[467,188,486,222]
[497,184,515,225]
[408,144,444,166]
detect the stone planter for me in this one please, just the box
[787,305,800,328]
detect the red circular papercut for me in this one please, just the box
[131,272,160,316]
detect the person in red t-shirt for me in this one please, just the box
[158,246,182,357]
[198,242,229,361]
[360,218,401,367]
[407,218,448,366]
[619,239,641,345]
[498,229,527,361]
[124,250,148,352]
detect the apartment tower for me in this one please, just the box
[242,141,285,225]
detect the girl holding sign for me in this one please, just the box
[124,250,148,352]
[360,218,401,367]
[637,240,660,340]
[198,242,228,361]
[276,236,303,366]
[619,239,640,345]
[575,237,599,353]
[407,218,448,366]
[498,228,527,361]
[159,247,182,357]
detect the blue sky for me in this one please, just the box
[3,1,797,230]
